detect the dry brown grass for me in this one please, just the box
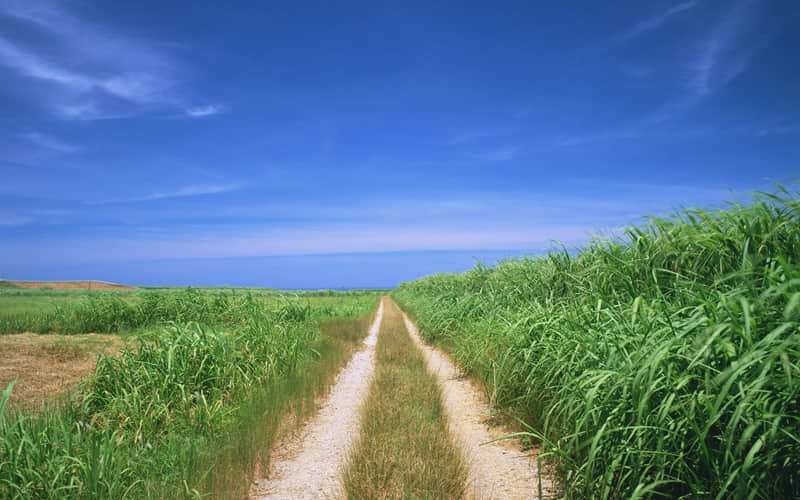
[9,281,134,290]
[0,333,127,410]
[343,299,467,499]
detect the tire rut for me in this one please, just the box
[249,299,384,500]
[400,307,555,500]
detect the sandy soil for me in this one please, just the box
[0,333,125,410]
[249,299,384,500]
[8,281,135,290]
[401,311,555,500]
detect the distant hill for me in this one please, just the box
[7,281,135,290]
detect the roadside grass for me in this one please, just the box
[0,296,378,498]
[182,313,374,498]
[0,287,384,335]
[394,187,800,498]
[343,299,467,500]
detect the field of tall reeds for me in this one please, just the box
[394,188,800,498]
[0,291,378,498]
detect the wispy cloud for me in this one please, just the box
[620,63,653,79]
[688,0,758,97]
[756,124,799,137]
[622,1,697,41]
[474,147,517,162]
[91,184,242,204]
[1,183,750,265]
[0,0,212,119]
[0,214,32,226]
[9,224,597,263]
[447,130,500,146]
[556,128,639,147]
[19,131,78,153]
[139,184,240,201]
[563,0,765,146]
[185,104,223,118]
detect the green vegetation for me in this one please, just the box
[394,188,800,499]
[344,299,467,499]
[0,295,93,317]
[139,286,390,296]
[0,287,382,334]
[0,293,378,498]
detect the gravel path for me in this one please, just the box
[249,299,384,500]
[401,310,554,500]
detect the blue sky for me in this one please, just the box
[1,0,799,288]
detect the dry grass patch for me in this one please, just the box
[9,281,134,290]
[0,333,126,411]
[344,299,467,499]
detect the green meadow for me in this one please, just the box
[0,288,378,498]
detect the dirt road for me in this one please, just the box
[250,298,551,499]
[402,311,554,499]
[250,299,384,499]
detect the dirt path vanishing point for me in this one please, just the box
[249,299,384,500]
[401,309,554,500]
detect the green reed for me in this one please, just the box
[395,187,800,498]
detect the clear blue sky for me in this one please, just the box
[1,0,798,288]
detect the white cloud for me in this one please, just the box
[0,36,91,90]
[185,104,223,118]
[562,1,764,146]
[16,224,598,263]
[0,214,32,226]
[19,131,79,153]
[620,64,653,79]
[0,1,201,119]
[622,1,697,41]
[756,124,799,137]
[447,130,500,145]
[688,0,757,97]
[476,147,517,162]
[90,184,242,204]
[140,184,239,201]
[556,128,639,147]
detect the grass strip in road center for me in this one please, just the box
[343,299,467,499]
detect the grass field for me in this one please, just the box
[0,287,385,335]
[394,188,800,498]
[0,289,378,498]
[0,295,93,316]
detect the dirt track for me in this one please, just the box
[249,298,552,499]
[250,299,384,499]
[402,311,554,499]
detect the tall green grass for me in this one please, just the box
[0,287,380,334]
[0,295,378,498]
[394,188,800,498]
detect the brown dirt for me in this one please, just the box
[9,281,135,290]
[0,333,127,411]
